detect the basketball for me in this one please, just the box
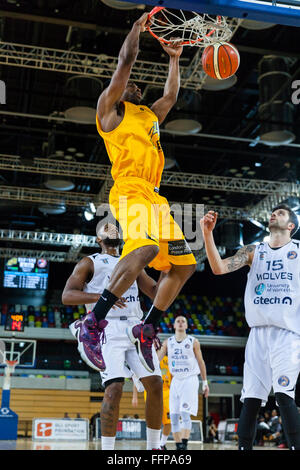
[201,42,240,80]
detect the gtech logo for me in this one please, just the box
[254,296,292,305]
[255,283,265,295]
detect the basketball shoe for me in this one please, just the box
[126,323,161,373]
[69,312,107,372]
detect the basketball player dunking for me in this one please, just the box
[77,12,196,374]
[157,315,209,450]
[63,223,164,450]
[200,205,300,450]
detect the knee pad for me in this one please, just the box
[181,412,192,430]
[170,414,181,434]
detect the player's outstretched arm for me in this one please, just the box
[97,12,149,121]
[200,210,255,274]
[156,339,168,362]
[151,41,183,124]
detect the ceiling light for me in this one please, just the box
[75,152,85,158]
[202,74,237,91]
[165,119,202,135]
[241,19,276,30]
[255,162,262,167]
[229,169,238,173]
[38,204,66,215]
[67,148,76,153]
[100,0,144,9]
[89,202,96,214]
[241,166,250,171]
[84,210,94,221]
[44,179,75,191]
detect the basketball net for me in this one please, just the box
[3,360,18,391]
[147,7,235,47]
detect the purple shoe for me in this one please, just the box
[69,312,107,372]
[126,323,160,373]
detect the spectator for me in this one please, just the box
[207,418,219,443]
[255,415,270,446]
[63,412,70,419]
[90,412,100,439]
[277,418,288,449]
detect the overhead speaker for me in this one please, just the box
[258,56,295,146]
[64,76,103,124]
[219,222,244,250]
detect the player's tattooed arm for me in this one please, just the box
[224,244,256,273]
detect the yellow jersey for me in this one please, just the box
[160,356,172,392]
[96,101,165,188]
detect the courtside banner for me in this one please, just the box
[32,418,89,440]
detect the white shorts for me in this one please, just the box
[169,375,199,417]
[241,325,300,406]
[100,316,161,385]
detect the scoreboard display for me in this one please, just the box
[3,257,49,290]
[5,313,25,332]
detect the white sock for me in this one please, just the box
[101,436,116,450]
[146,427,161,450]
[160,433,169,447]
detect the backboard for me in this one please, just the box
[0,338,36,368]
[125,0,300,27]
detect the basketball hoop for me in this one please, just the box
[5,360,18,370]
[147,7,234,47]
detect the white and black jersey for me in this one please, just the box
[83,253,143,320]
[244,240,300,335]
[167,335,200,379]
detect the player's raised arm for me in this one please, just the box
[97,12,149,122]
[200,211,255,275]
[151,41,183,124]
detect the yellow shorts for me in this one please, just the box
[144,389,171,425]
[109,177,196,271]
[162,391,171,426]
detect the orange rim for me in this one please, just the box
[147,7,221,46]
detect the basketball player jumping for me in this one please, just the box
[200,205,300,450]
[78,12,196,374]
[157,315,209,450]
[62,223,163,450]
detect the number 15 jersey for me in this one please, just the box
[244,240,300,335]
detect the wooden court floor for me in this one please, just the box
[0,439,286,451]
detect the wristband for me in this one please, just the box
[202,380,208,390]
